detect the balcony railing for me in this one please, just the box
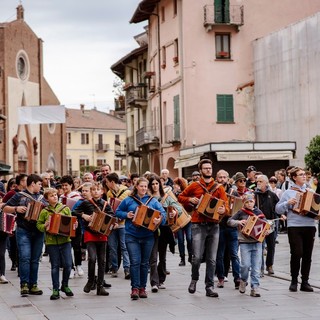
[115,142,126,156]
[204,5,244,30]
[125,83,148,106]
[164,124,181,144]
[95,144,110,152]
[136,126,160,148]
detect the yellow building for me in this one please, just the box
[66,105,126,177]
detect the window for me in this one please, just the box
[173,0,178,16]
[79,159,89,168]
[161,46,166,68]
[97,159,106,167]
[214,0,230,23]
[114,159,122,171]
[67,132,71,144]
[173,39,179,64]
[115,134,120,145]
[215,33,231,59]
[161,6,165,22]
[67,159,72,174]
[217,94,234,123]
[81,133,89,144]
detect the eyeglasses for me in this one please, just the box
[237,179,246,183]
[202,167,212,170]
[296,173,306,177]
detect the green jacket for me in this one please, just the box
[37,202,72,245]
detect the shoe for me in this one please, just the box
[11,263,17,271]
[84,281,94,293]
[165,270,170,275]
[97,286,109,296]
[43,252,49,257]
[29,284,43,295]
[139,288,148,298]
[300,282,314,292]
[91,281,97,290]
[289,281,298,292]
[20,283,29,297]
[224,276,228,282]
[124,270,131,280]
[158,283,166,289]
[275,240,279,244]
[188,280,197,294]
[234,279,241,290]
[206,287,219,297]
[267,266,274,275]
[69,269,75,279]
[179,259,186,266]
[0,275,9,284]
[50,289,60,300]
[250,288,261,297]
[76,265,84,277]
[217,279,224,288]
[111,270,118,278]
[260,272,264,278]
[103,280,112,288]
[151,285,158,293]
[239,280,247,294]
[131,288,139,300]
[61,285,74,296]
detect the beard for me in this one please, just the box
[202,173,212,179]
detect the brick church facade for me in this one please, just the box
[0,5,65,175]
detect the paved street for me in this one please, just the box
[1,231,320,320]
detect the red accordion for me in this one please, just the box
[132,205,162,231]
[0,212,16,234]
[196,193,226,222]
[109,198,121,212]
[293,190,320,219]
[47,214,77,237]
[241,215,270,243]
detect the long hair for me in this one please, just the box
[131,177,150,197]
[173,177,188,192]
[148,175,165,197]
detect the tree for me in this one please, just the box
[304,135,320,174]
[112,76,125,110]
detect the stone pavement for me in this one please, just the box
[1,232,320,320]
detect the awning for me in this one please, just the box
[174,154,202,169]
[0,163,11,174]
[216,151,293,161]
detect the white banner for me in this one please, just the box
[18,105,66,124]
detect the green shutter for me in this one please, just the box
[214,0,230,23]
[173,95,180,140]
[217,94,233,123]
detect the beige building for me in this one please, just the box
[66,106,126,177]
[0,5,65,176]
[115,0,320,178]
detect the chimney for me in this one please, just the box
[80,104,85,113]
[16,5,24,20]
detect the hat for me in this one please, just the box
[119,175,128,181]
[234,172,246,182]
[246,165,257,172]
[242,193,255,203]
[192,171,200,176]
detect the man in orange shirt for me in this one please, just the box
[178,159,229,298]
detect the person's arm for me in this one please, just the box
[37,209,49,233]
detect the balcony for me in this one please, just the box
[143,71,155,79]
[125,83,148,106]
[204,4,244,31]
[164,124,181,145]
[136,126,160,148]
[115,142,126,157]
[95,144,110,153]
[126,136,141,157]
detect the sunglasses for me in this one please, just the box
[237,179,246,183]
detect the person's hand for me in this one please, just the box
[287,197,297,206]
[189,197,199,205]
[280,214,287,221]
[16,206,28,214]
[238,219,247,227]
[217,205,226,215]
[82,214,92,222]
[127,211,135,219]
[153,216,162,225]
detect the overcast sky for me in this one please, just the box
[0,0,145,112]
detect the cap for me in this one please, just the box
[192,171,200,176]
[242,193,255,203]
[119,175,128,181]
[246,165,257,172]
[234,172,246,182]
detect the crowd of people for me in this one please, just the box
[0,161,319,301]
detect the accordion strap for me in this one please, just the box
[197,181,221,195]
[89,199,107,213]
[20,191,43,202]
[46,204,67,215]
[130,195,153,206]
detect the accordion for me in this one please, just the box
[241,215,270,243]
[227,194,243,216]
[88,211,117,236]
[61,197,79,210]
[0,212,16,234]
[25,201,44,222]
[165,205,177,226]
[47,214,77,237]
[196,193,225,222]
[133,205,162,231]
[293,190,320,219]
[170,208,191,233]
[109,198,121,212]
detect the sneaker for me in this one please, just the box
[61,285,74,296]
[217,279,224,288]
[139,288,148,298]
[158,283,166,289]
[239,280,247,294]
[267,266,274,275]
[300,282,314,292]
[20,283,29,297]
[76,265,84,277]
[111,270,118,278]
[131,288,139,300]
[69,269,75,279]
[250,288,261,297]
[0,275,9,284]
[50,289,60,300]
[234,279,241,290]
[224,276,228,282]
[11,263,17,271]
[260,271,264,278]
[151,285,158,293]
[84,281,94,293]
[188,280,197,294]
[29,284,43,295]
[124,270,131,280]
[165,270,170,275]
[206,287,219,297]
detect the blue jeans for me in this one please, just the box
[16,227,44,286]
[239,242,262,289]
[177,222,192,259]
[191,223,219,288]
[125,233,154,290]
[216,226,240,281]
[47,242,72,290]
[108,227,130,271]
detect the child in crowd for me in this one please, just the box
[37,188,75,300]
[72,183,113,296]
[228,193,265,297]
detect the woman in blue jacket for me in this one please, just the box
[115,177,166,300]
